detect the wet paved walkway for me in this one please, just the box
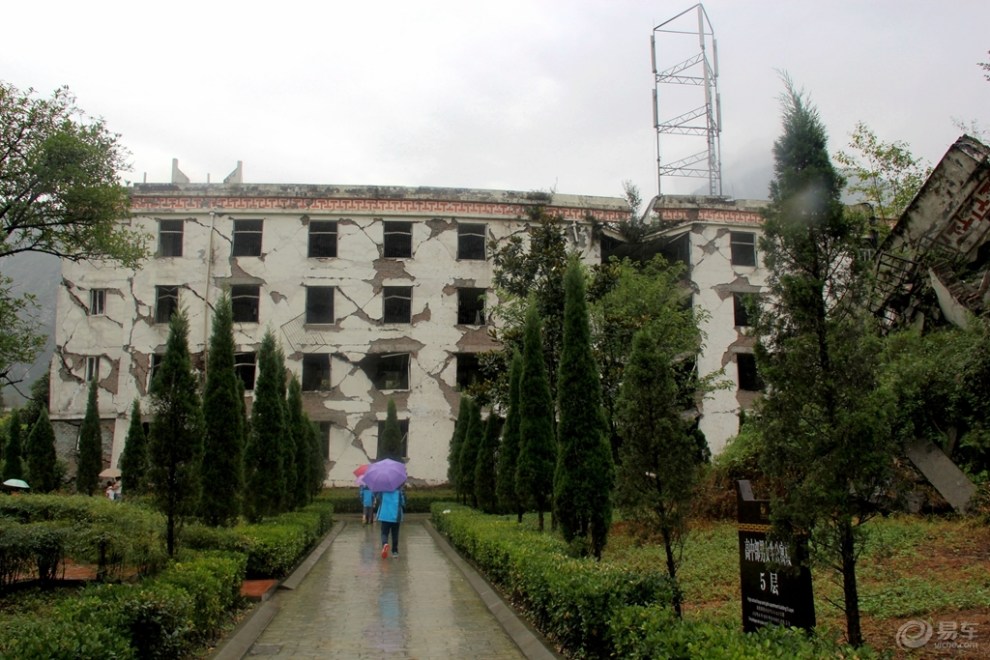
[226,516,554,659]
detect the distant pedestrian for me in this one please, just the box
[359,484,374,524]
[377,488,405,558]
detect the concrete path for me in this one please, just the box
[216,515,557,659]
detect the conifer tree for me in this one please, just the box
[305,418,325,497]
[76,379,103,495]
[119,399,148,496]
[447,396,470,499]
[286,375,310,508]
[378,398,404,461]
[554,256,614,558]
[148,309,205,556]
[200,295,244,525]
[516,303,556,531]
[244,330,286,521]
[496,351,524,521]
[275,346,293,510]
[2,408,24,480]
[457,397,481,508]
[474,410,501,513]
[26,407,58,492]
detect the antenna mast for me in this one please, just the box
[652,3,722,196]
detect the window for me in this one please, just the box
[363,353,409,390]
[235,352,257,391]
[85,356,100,382]
[733,292,754,328]
[457,222,486,260]
[383,221,413,258]
[306,286,335,324]
[155,286,179,324]
[318,422,332,461]
[158,219,183,257]
[737,353,764,392]
[149,353,164,388]
[377,419,409,459]
[383,286,412,323]
[89,289,106,316]
[308,220,338,258]
[231,285,260,323]
[302,354,331,391]
[457,288,486,325]
[730,232,756,267]
[456,353,482,390]
[232,219,263,257]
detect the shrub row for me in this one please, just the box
[431,503,674,658]
[324,486,455,514]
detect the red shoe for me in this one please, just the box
[381,543,389,559]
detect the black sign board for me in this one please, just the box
[737,480,816,632]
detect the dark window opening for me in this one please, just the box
[318,422,332,461]
[308,220,338,258]
[149,353,165,388]
[306,286,335,324]
[737,353,763,392]
[730,231,756,267]
[733,292,755,328]
[89,289,106,316]
[600,234,622,264]
[232,219,263,257]
[660,233,692,269]
[235,352,257,391]
[231,284,260,323]
[377,419,409,460]
[155,285,179,324]
[457,288,486,325]
[456,353,482,390]
[361,353,410,390]
[457,222,486,260]
[383,286,412,323]
[85,356,100,382]
[158,219,183,257]
[302,354,331,391]
[383,221,413,258]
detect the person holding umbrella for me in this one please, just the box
[376,486,405,558]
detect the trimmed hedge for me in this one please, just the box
[325,486,455,514]
[432,503,674,658]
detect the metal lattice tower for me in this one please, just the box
[652,4,722,196]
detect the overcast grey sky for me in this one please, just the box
[5,1,989,202]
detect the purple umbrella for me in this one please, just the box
[363,458,407,492]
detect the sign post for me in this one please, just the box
[737,480,816,632]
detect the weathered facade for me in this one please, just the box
[50,183,629,485]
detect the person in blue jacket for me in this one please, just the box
[377,487,405,558]
[359,484,374,524]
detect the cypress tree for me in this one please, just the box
[200,295,244,525]
[516,303,556,531]
[119,399,148,496]
[305,418,325,497]
[275,346,292,512]
[474,410,501,513]
[244,330,286,521]
[287,375,310,508]
[457,396,480,508]
[148,309,205,556]
[26,407,58,492]
[496,351,524,521]
[554,256,614,559]
[2,409,24,480]
[76,379,103,495]
[448,396,470,499]
[378,398,404,461]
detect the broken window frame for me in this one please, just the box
[234,352,257,391]
[308,220,338,258]
[89,289,106,316]
[158,219,184,257]
[230,284,261,323]
[232,219,263,257]
[733,292,755,328]
[318,421,332,461]
[154,285,179,324]
[377,419,409,460]
[149,353,164,389]
[730,231,757,267]
[305,286,335,324]
[301,353,332,392]
[382,286,413,324]
[383,220,413,258]
[457,222,487,260]
[85,356,100,383]
[456,288,487,325]
[455,352,482,390]
[737,352,764,392]
[367,353,410,390]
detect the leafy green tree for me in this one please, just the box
[244,330,286,521]
[2,408,24,480]
[76,379,103,495]
[378,398,404,461]
[457,397,481,508]
[616,327,701,616]
[516,303,557,531]
[448,396,470,499]
[286,375,311,508]
[119,399,148,496]
[474,410,501,513]
[754,78,897,648]
[148,309,205,556]
[0,82,148,386]
[20,371,50,432]
[25,407,58,492]
[199,295,244,525]
[496,351,524,521]
[554,256,614,559]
